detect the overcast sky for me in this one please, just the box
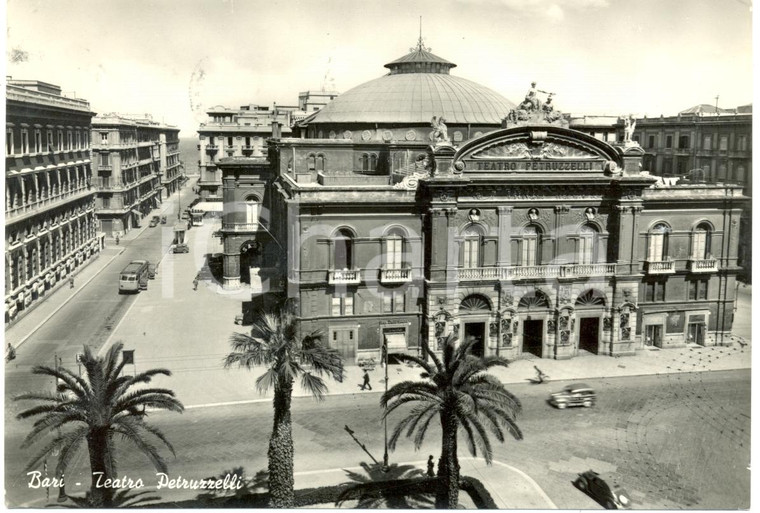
[5,0,754,135]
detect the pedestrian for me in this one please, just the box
[6,343,16,363]
[193,276,199,291]
[69,275,75,289]
[115,235,120,245]
[426,455,435,477]
[360,368,372,390]
[534,365,547,384]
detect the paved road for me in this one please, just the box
[5,369,750,509]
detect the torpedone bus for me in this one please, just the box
[119,260,149,293]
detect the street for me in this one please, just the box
[5,369,750,509]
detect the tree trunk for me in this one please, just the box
[86,427,115,507]
[268,377,295,508]
[436,408,460,509]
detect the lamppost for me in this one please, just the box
[382,338,390,472]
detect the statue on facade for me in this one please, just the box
[505,82,565,127]
[431,116,450,144]
[623,114,637,144]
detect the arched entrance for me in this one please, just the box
[459,294,491,357]
[518,290,550,357]
[575,289,606,354]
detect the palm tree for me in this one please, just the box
[14,343,184,507]
[224,302,344,508]
[380,334,523,509]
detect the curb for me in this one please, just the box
[10,247,126,349]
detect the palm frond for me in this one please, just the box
[225,332,270,369]
[21,411,87,448]
[54,427,89,477]
[255,368,278,394]
[300,372,328,400]
[112,419,169,473]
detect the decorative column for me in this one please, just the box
[497,206,513,267]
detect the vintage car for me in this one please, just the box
[574,470,632,509]
[173,243,190,254]
[149,216,160,227]
[549,383,596,409]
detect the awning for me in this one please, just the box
[193,201,223,212]
[384,333,407,351]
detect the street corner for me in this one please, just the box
[459,457,557,509]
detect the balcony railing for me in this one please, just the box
[458,263,616,281]
[645,260,675,274]
[380,268,412,283]
[689,258,718,273]
[328,269,361,285]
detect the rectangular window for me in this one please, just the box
[703,135,712,150]
[522,238,537,266]
[227,136,233,146]
[34,130,42,153]
[76,131,81,149]
[645,280,666,302]
[331,295,354,316]
[463,238,479,268]
[383,290,405,313]
[67,131,73,150]
[578,236,594,265]
[386,237,402,269]
[6,128,13,155]
[100,153,109,166]
[719,136,728,151]
[101,132,108,143]
[689,279,708,300]
[47,130,54,151]
[665,135,673,148]
[21,129,29,154]
[678,135,689,149]
[57,130,63,151]
[738,135,747,151]
[102,196,110,208]
[648,135,655,148]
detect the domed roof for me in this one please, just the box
[305,46,515,125]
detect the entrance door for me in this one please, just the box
[687,323,705,345]
[522,320,543,357]
[645,325,662,347]
[332,329,356,361]
[579,318,600,354]
[464,322,486,357]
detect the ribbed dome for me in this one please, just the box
[306,47,515,125]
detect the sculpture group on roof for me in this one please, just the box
[505,81,565,126]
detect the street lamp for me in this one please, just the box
[382,338,390,473]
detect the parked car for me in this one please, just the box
[148,263,157,279]
[149,216,160,227]
[549,383,596,409]
[574,470,632,509]
[181,211,190,220]
[173,243,189,254]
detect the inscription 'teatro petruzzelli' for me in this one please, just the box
[472,160,602,171]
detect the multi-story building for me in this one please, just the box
[197,105,293,202]
[90,115,182,237]
[635,105,752,279]
[217,43,746,364]
[5,79,100,323]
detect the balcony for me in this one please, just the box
[645,260,675,275]
[98,165,112,171]
[689,258,719,273]
[458,263,617,282]
[380,268,412,284]
[205,145,219,153]
[328,269,361,285]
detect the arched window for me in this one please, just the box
[522,225,542,266]
[578,224,598,264]
[462,226,482,268]
[245,196,259,226]
[361,154,369,172]
[307,154,316,171]
[648,223,669,261]
[370,154,378,171]
[692,223,711,260]
[384,229,404,269]
[334,228,354,269]
[316,154,325,172]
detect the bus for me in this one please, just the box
[119,260,149,293]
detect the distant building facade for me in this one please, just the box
[5,79,99,323]
[90,115,182,237]
[217,44,747,364]
[635,105,752,279]
[197,105,294,202]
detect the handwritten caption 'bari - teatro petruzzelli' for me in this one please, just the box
[27,471,245,491]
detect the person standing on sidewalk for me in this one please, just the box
[69,275,75,289]
[193,275,199,291]
[426,455,436,477]
[360,369,372,390]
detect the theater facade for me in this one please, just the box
[218,44,746,363]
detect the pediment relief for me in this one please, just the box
[470,140,598,160]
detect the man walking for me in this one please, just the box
[360,368,372,391]
[193,275,199,291]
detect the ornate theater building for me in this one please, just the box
[218,43,746,363]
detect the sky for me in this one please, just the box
[5,0,754,135]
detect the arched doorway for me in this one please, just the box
[575,289,605,354]
[518,290,550,357]
[459,294,491,357]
